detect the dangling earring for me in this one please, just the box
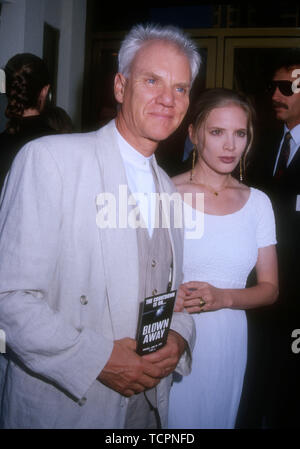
[190,146,197,182]
[239,157,244,182]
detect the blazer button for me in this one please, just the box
[78,397,87,406]
[151,259,157,268]
[80,295,88,305]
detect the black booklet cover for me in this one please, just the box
[136,290,177,356]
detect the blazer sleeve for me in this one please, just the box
[170,311,196,376]
[0,142,113,400]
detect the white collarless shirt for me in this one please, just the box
[115,123,156,237]
[273,123,300,175]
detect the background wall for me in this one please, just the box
[0,0,87,130]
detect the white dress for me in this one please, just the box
[168,187,276,429]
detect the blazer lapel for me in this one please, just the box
[280,145,300,190]
[94,121,139,339]
[288,145,300,171]
[151,156,183,290]
[268,128,283,177]
[93,121,183,338]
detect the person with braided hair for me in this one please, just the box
[0,53,54,192]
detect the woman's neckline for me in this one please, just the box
[183,187,253,217]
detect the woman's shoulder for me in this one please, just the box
[248,186,272,204]
[243,186,274,219]
[246,188,276,243]
[229,181,272,206]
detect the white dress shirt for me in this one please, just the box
[273,123,300,175]
[115,123,156,237]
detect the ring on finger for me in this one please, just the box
[199,297,206,308]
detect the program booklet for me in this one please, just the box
[136,290,177,356]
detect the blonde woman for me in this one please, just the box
[168,88,278,429]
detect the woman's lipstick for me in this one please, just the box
[219,156,235,164]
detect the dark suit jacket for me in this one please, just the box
[247,125,300,313]
[236,124,300,429]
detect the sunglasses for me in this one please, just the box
[267,80,297,97]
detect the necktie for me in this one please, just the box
[274,131,292,179]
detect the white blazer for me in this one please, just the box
[0,120,195,428]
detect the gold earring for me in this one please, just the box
[239,157,243,182]
[190,146,196,182]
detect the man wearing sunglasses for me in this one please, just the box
[269,72,300,177]
[245,49,300,429]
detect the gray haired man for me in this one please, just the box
[0,24,200,428]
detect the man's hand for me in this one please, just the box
[142,330,187,377]
[97,337,165,397]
